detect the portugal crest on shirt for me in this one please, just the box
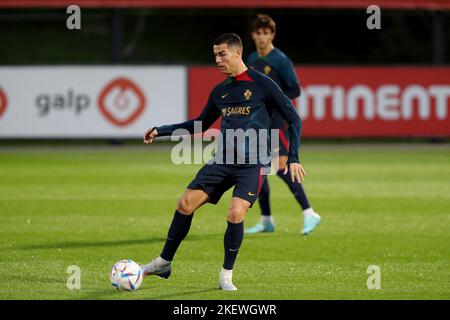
[244,89,252,101]
[264,65,271,75]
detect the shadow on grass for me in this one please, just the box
[16,234,222,251]
[74,286,219,300]
[143,287,219,300]
[3,273,65,285]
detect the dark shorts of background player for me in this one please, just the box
[187,163,266,206]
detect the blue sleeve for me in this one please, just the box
[278,58,300,99]
[261,77,302,163]
[156,89,221,137]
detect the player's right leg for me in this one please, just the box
[141,189,209,278]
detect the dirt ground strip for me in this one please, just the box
[0,142,449,154]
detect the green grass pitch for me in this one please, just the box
[0,144,449,300]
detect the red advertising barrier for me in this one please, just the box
[189,66,450,137]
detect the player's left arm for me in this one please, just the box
[263,78,305,183]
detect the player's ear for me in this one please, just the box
[234,47,242,57]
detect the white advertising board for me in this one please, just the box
[0,66,186,138]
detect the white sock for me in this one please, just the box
[303,208,315,218]
[220,268,233,278]
[156,256,171,265]
[260,215,274,224]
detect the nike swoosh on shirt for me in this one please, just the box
[248,192,255,196]
[221,93,229,99]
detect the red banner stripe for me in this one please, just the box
[189,66,450,137]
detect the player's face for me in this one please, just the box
[251,28,275,50]
[213,43,241,75]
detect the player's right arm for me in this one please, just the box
[144,89,221,144]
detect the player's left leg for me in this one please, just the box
[219,165,264,290]
[277,155,321,235]
[220,196,251,291]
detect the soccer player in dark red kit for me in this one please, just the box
[141,33,305,290]
[245,14,321,235]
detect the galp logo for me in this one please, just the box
[0,88,7,118]
[98,77,146,127]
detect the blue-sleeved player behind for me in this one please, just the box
[245,14,321,235]
[141,33,306,291]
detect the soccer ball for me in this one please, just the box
[110,259,143,291]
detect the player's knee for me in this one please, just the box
[177,197,195,215]
[227,206,247,223]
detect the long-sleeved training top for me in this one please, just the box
[155,67,302,166]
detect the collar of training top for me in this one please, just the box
[233,70,253,82]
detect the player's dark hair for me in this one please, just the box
[214,33,243,49]
[251,14,276,33]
